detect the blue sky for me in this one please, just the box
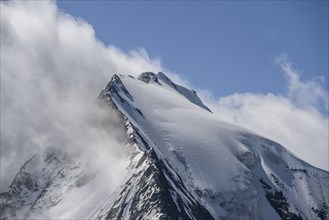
[57,0,328,98]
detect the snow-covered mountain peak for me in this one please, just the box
[137,71,156,83]
[1,72,328,220]
[137,72,212,112]
[105,73,329,219]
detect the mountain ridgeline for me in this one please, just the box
[1,72,328,220]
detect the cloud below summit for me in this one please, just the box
[201,55,328,171]
[1,0,328,194]
[1,0,162,191]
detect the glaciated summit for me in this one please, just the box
[1,72,328,220]
[138,72,212,113]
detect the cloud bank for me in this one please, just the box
[201,55,328,171]
[1,0,162,191]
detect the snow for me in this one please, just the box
[109,73,329,219]
[113,75,255,192]
[2,72,328,219]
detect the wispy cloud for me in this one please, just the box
[276,54,328,112]
[0,0,162,191]
[200,55,328,171]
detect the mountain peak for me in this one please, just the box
[137,71,212,113]
[1,72,328,220]
[137,71,156,83]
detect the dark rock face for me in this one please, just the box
[0,151,75,220]
[260,178,302,220]
[138,72,156,84]
[312,204,328,220]
[106,74,134,102]
[104,149,214,220]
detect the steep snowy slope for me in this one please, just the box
[1,72,328,220]
[102,72,329,220]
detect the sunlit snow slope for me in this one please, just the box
[1,72,328,220]
[106,72,329,220]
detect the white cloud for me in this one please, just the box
[0,0,162,191]
[200,55,328,171]
[276,54,328,111]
